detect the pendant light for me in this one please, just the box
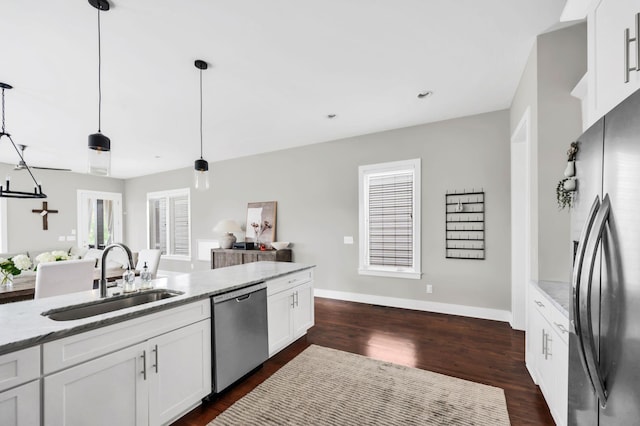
[87,0,111,176]
[194,59,210,191]
[0,83,47,199]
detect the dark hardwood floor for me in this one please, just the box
[172,297,554,426]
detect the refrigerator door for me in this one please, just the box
[599,88,640,425]
[568,118,603,426]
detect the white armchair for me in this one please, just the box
[135,249,162,279]
[35,259,96,299]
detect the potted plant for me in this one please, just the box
[557,142,579,210]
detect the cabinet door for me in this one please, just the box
[526,301,545,383]
[0,380,39,426]
[267,289,295,356]
[148,320,212,426]
[589,0,640,122]
[292,281,314,339]
[243,252,259,264]
[551,333,569,426]
[44,342,148,426]
[213,251,242,268]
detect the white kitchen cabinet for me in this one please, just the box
[267,269,314,357]
[0,380,40,426]
[291,281,314,338]
[0,346,41,426]
[148,320,211,426]
[43,300,211,426]
[526,283,569,426]
[44,341,148,426]
[267,287,295,355]
[586,0,640,126]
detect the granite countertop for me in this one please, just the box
[534,280,570,318]
[0,261,314,356]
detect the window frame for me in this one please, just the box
[76,190,123,249]
[358,158,421,279]
[146,188,192,261]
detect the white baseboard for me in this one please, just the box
[313,288,512,323]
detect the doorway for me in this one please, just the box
[77,190,123,249]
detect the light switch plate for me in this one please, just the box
[343,236,354,244]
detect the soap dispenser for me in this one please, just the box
[122,267,136,293]
[140,261,153,290]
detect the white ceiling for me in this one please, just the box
[1,0,565,179]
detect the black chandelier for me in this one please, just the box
[0,83,46,199]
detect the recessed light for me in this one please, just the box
[417,91,433,99]
[327,114,337,119]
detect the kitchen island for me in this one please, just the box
[0,261,315,426]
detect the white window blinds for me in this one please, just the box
[359,159,421,279]
[148,189,191,259]
[368,171,414,267]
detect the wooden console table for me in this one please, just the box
[211,248,292,269]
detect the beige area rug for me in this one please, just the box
[209,345,510,425]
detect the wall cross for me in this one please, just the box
[32,201,59,231]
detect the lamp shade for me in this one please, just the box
[194,158,209,191]
[88,133,111,176]
[213,220,243,235]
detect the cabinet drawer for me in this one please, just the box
[530,285,570,345]
[267,269,313,296]
[0,346,40,393]
[43,299,210,374]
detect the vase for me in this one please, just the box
[219,233,237,249]
[564,177,576,191]
[1,271,13,287]
[564,161,576,177]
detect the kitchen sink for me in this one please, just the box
[42,289,184,321]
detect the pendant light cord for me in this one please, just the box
[97,5,102,133]
[199,67,203,159]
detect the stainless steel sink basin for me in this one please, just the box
[42,289,184,321]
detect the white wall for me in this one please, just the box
[509,23,587,283]
[0,164,124,254]
[125,109,512,314]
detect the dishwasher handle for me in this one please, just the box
[236,293,251,302]
[212,281,267,303]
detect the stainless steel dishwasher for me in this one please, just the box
[211,282,268,393]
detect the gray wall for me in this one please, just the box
[510,38,539,281]
[0,164,124,254]
[509,23,587,283]
[125,109,512,311]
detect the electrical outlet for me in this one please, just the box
[426,284,433,294]
[343,236,354,244]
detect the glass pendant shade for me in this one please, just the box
[88,132,111,176]
[194,158,209,191]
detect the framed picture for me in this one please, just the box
[245,201,277,248]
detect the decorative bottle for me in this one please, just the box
[122,268,136,293]
[140,261,153,290]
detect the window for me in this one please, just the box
[359,159,421,279]
[147,188,191,260]
[77,190,123,249]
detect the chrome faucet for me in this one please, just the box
[99,243,135,298]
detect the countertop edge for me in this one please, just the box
[0,262,315,356]
[532,280,570,319]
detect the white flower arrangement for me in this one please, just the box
[36,250,71,265]
[12,254,33,271]
[0,254,33,286]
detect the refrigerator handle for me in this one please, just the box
[579,193,611,407]
[572,195,600,385]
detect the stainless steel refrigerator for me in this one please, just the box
[569,88,640,425]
